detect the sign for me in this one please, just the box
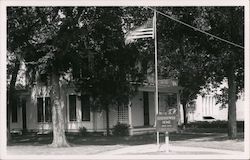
[156,108,178,132]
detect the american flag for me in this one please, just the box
[125,18,154,44]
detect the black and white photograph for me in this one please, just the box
[0,0,249,159]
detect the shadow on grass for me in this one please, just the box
[8,130,244,147]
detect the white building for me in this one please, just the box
[180,80,245,123]
[9,79,182,135]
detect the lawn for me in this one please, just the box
[8,129,244,153]
[8,131,232,146]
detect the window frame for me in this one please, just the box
[11,97,18,123]
[69,95,77,122]
[81,95,91,121]
[37,97,52,123]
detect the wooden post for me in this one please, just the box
[165,131,169,153]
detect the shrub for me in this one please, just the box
[112,123,129,136]
[185,120,244,129]
[79,126,88,136]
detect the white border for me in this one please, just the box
[0,0,249,7]
[244,1,250,158]
[0,0,249,159]
[0,0,7,159]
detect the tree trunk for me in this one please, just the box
[49,70,69,147]
[226,7,239,140]
[7,59,20,144]
[227,65,237,139]
[105,105,110,136]
[182,101,188,127]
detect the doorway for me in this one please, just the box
[143,92,150,126]
[22,98,27,131]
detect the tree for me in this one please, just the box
[155,7,211,126]
[6,51,20,143]
[72,7,144,135]
[155,7,244,138]
[7,7,48,143]
[122,7,244,138]
[122,7,210,126]
[7,7,144,140]
[7,7,71,147]
[203,7,244,139]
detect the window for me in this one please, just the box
[37,98,44,122]
[81,95,90,121]
[45,97,52,122]
[37,97,52,122]
[118,105,128,124]
[202,95,214,116]
[12,98,18,123]
[69,95,77,121]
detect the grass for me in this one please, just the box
[7,127,244,155]
[8,129,244,151]
[8,132,215,146]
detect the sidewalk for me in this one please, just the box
[7,143,243,155]
[100,144,244,155]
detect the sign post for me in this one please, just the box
[165,131,169,153]
[156,108,178,152]
[153,8,160,149]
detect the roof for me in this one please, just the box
[132,79,183,93]
[138,85,183,93]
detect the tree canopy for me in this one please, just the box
[7,6,244,141]
[155,7,244,138]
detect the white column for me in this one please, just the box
[177,92,181,125]
[205,96,208,116]
[201,96,204,117]
[211,96,214,115]
[128,100,133,135]
[209,96,212,115]
[93,111,96,132]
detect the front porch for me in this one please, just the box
[121,79,182,135]
[130,126,156,135]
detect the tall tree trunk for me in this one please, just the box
[182,101,188,127]
[105,105,110,136]
[7,59,20,144]
[227,64,237,139]
[226,7,239,140]
[49,69,69,147]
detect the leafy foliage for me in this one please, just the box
[7,6,243,139]
[184,120,244,129]
[79,126,88,136]
[112,123,129,136]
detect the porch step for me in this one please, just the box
[132,127,156,135]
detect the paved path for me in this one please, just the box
[7,143,243,155]
[99,144,244,155]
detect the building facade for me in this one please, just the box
[9,79,182,135]
[179,94,244,123]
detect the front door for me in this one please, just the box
[143,92,150,126]
[22,98,27,130]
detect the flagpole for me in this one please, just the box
[153,8,159,148]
